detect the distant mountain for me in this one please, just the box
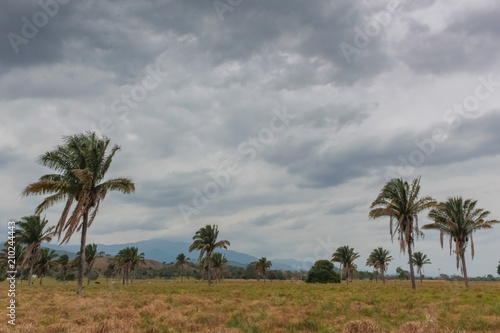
[42,238,314,271]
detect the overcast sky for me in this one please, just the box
[1,0,500,277]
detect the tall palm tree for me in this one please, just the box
[35,248,59,285]
[412,251,431,283]
[175,253,190,282]
[366,247,393,284]
[57,254,70,284]
[255,257,272,283]
[369,176,436,289]
[114,247,145,285]
[423,197,499,288]
[22,132,135,295]
[331,245,360,284]
[211,252,228,283]
[189,224,230,286]
[17,215,55,285]
[75,243,104,285]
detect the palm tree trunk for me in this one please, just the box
[407,243,416,290]
[420,271,423,283]
[28,261,34,285]
[461,253,469,289]
[382,270,385,284]
[77,210,89,295]
[39,275,44,285]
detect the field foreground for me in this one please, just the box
[1,279,500,333]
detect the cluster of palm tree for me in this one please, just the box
[21,131,135,294]
[175,253,190,282]
[113,247,145,285]
[369,176,499,289]
[331,245,360,284]
[366,247,393,283]
[73,243,105,285]
[189,224,230,286]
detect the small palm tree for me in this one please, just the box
[175,253,190,282]
[412,252,431,283]
[57,254,70,284]
[22,132,135,295]
[17,215,55,285]
[423,197,499,288]
[211,252,228,283]
[189,224,230,286]
[0,241,25,273]
[255,257,272,283]
[331,245,360,284]
[114,247,145,284]
[369,176,436,289]
[35,248,59,285]
[366,247,393,284]
[75,243,104,285]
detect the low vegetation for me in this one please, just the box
[3,278,500,333]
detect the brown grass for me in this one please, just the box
[1,279,499,332]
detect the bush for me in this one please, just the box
[305,260,340,283]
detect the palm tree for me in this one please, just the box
[22,132,135,295]
[369,176,436,289]
[75,243,104,285]
[211,252,228,283]
[114,247,145,284]
[255,257,272,283]
[35,248,59,285]
[0,241,25,273]
[175,253,190,282]
[189,224,230,286]
[57,254,70,284]
[366,247,393,284]
[412,252,431,283]
[17,215,55,285]
[331,245,360,284]
[423,197,499,288]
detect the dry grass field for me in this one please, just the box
[1,278,499,333]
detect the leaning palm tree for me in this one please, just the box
[22,132,135,295]
[369,176,436,289]
[57,254,70,284]
[211,252,228,283]
[17,215,55,285]
[189,224,230,286]
[175,253,190,282]
[331,245,360,284]
[35,248,59,285]
[255,257,272,283]
[423,197,499,288]
[366,247,393,284]
[75,243,104,285]
[412,251,431,283]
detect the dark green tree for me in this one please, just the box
[305,260,340,284]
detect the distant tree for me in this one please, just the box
[396,266,410,280]
[57,254,70,284]
[255,257,272,283]
[331,245,360,284]
[175,253,190,282]
[412,252,431,283]
[211,252,228,283]
[17,215,55,285]
[75,243,104,285]
[114,247,145,284]
[189,224,230,286]
[305,260,340,284]
[369,177,436,289]
[35,248,59,285]
[497,261,500,276]
[423,197,499,288]
[366,247,393,284]
[243,262,257,280]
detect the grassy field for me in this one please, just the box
[2,278,500,333]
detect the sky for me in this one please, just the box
[1,0,500,277]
